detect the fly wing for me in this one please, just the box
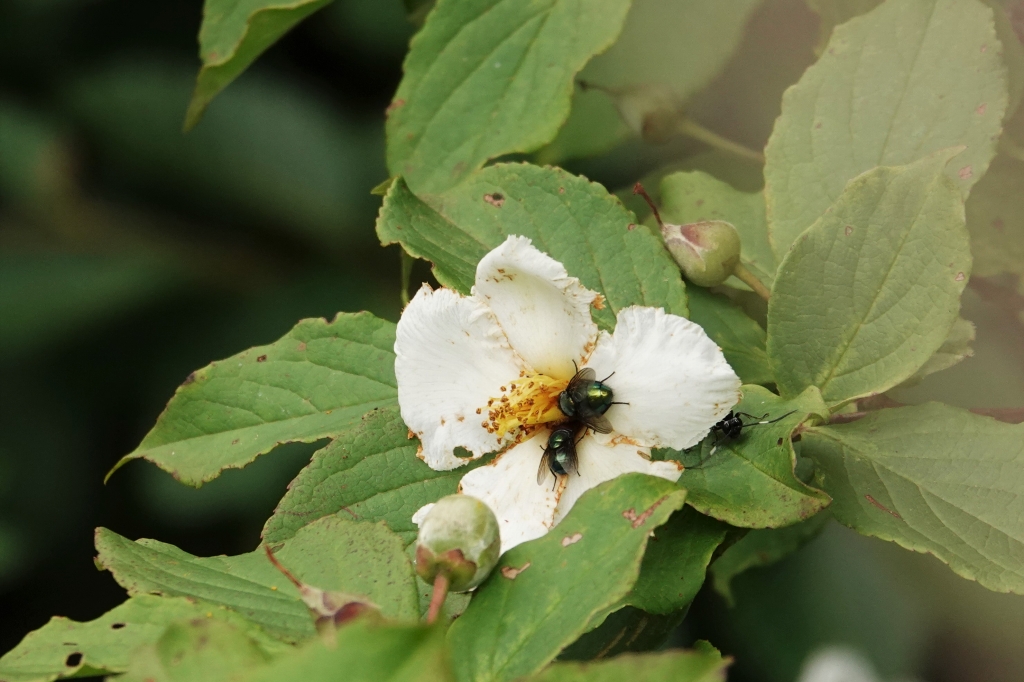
[584,412,613,434]
[566,367,596,402]
[561,437,580,477]
[537,447,553,486]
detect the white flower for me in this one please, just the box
[397,236,740,554]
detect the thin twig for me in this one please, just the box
[632,183,664,228]
[677,119,765,164]
[426,573,449,624]
[733,263,771,301]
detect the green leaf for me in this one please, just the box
[263,405,488,547]
[121,618,274,682]
[0,595,287,682]
[898,316,975,387]
[447,474,686,682]
[624,507,729,614]
[709,512,830,605]
[111,312,397,486]
[531,647,729,682]
[664,385,831,529]
[659,170,777,291]
[96,516,419,642]
[184,0,334,130]
[240,620,451,682]
[967,155,1024,279]
[803,403,1024,594]
[377,164,688,328]
[765,0,1008,258]
[686,287,772,386]
[766,152,971,407]
[386,0,632,194]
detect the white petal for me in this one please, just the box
[411,503,434,526]
[585,306,741,450]
[553,436,682,525]
[395,285,524,470]
[458,435,558,554]
[473,235,599,380]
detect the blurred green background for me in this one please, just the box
[1,1,1022,680]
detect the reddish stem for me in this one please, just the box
[426,573,450,625]
[632,183,664,228]
[264,545,303,589]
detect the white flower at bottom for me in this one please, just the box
[396,235,740,554]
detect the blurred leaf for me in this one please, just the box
[557,607,686,661]
[263,405,485,547]
[96,516,419,642]
[240,620,451,682]
[69,59,382,246]
[531,648,728,682]
[121,618,274,682]
[377,164,688,329]
[897,316,975,387]
[385,0,631,193]
[659,171,776,291]
[989,0,1024,114]
[710,512,830,605]
[625,506,729,614]
[804,403,1024,594]
[686,288,771,386]
[112,312,397,486]
[967,155,1024,280]
[0,253,183,357]
[0,100,68,204]
[765,0,1007,258]
[664,385,830,529]
[184,0,334,130]
[447,475,686,682]
[539,0,764,163]
[767,152,971,407]
[0,595,288,682]
[804,0,882,56]
[722,523,927,682]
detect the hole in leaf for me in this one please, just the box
[65,653,83,667]
[111,623,126,629]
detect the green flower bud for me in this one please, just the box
[661,220,742,287]
[415,495,500,592]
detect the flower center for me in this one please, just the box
[482,374,568,438]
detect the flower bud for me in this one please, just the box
[661,220,742,287]
[415,495,500,592]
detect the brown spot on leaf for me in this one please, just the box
[992,217,1004,232]
[483,192,505,207]
[501,562,531,579]
[865,495,902,520]
[182,372,197,386]
[815,122,823,129]
[257,355,268,362]
[558,187,565,194]
[955,272,965,281]
[385,99,405,117]
[844,225,853,236]
[695,199,704,207]
[627,223,637,231]
[624,495,669,529]
[231,439,240,445]
[958,165,973,180]
[111,622,125,629]
[297,342,307,351]
[562,532,583,547]
[976,103,987,115]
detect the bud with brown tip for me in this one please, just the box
[633,183,742,288]
[415,495,500,593]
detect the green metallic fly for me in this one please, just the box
[557,365,626,434]
[537,421,586,489]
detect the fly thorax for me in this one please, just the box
[586,383,614,414]
[482,373,568,438]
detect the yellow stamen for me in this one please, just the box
[484,374,567,438]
